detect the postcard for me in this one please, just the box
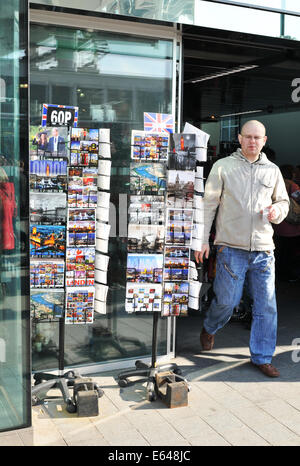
[70,151,98,167]
[71,127,99,142]
[125,283,162,313]
[97,175,111,191]
[130,162,166,195]
[66,247,95,286]
[99,144,111,159]
[31,289,65,322]
[30,224,65,258]
[126,253,163,283]
[97,191,110,208]
[95,269,107,284]
[131,131,169,161]
[195,178,204,193]
[95,253,110,271]
[183,122,210,162]
[95,283,109,302]
[65,287,95,324]
[98,159,111,177]
[168,134,196,170]
[96,206,110,223]
[128,224,164,253]
[99,128,110,143]
[94,300,107,314]
[166,170,195,208]
[96,222,111,240]
[30,159,67,176]
[162,282,189,317]
[144,112,174,134]
[96,237,109,254]
[30,260,65,288]
[164,246,190,281]
[166,209,193,246]
[30,126,68,156]
[30,193,66,225]
[128,196,165,225]
[68,208,95,223]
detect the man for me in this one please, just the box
[48,128,66,154]
[194,120,289,377]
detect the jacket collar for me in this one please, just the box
[232,148,269,165]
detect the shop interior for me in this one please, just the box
[176,24,300,357]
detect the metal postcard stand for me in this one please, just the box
[117,139,191,401]
[30,127,103,412]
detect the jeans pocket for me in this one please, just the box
[223,263,238,280]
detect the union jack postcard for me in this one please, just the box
[144,112,174,134]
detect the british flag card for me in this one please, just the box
[144,112,174,134]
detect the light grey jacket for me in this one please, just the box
[194,149,289,251]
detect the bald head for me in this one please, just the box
[241,120,266,137]
[238,120,267,162]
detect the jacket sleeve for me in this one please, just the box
[192,161,223,250]
[271,168,290,224]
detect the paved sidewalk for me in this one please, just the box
[1,340,300,447]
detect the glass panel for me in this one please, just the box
[208,0,300,15]
[194,1,281,38]
[30,0,194,24]
[30,24,174,371]
[0,1,30,431]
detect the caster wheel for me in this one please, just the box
[31,395,39,406]
[147,391,157,402]
[118,378,128,388]
[66,400,77,413]
[174,368,182,375]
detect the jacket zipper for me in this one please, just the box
[250,164,253,251]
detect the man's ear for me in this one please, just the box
[238,134,242,145]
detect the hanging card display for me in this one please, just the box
[168,134,196,170]
[30,192,66,225]
[165,208,193,246]
[130,162,166,196]
[31,289,65,322]
[131,131,169,161]
[126,283,162,313]
[30,260,65,288]
[162,282,189,317]
[163,246,190,281]
[65,287,95,324]
[30,224,66,258]
[166,170,195,209]
[66,247,95,287]
[126,253,163,283]
[143,112,174,134]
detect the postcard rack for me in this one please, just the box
[29,126,109,409]
[117,131,201,398]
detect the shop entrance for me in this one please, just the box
[176,25,300,356]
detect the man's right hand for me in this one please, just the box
[194,244,210,264]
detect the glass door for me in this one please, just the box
[29,13,180,372]
[0,0,31,431]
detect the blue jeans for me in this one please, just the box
[204,246,277,365]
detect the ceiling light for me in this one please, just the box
[220,109,263,117]
[189,64,258,84]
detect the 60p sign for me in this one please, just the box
[42,104,79,127]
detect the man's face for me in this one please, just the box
[238,123,267,160]
[52,129,58,138]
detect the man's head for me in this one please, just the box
[238,120,267,161]
[52,128,59,138]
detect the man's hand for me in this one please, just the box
[260,205,277,222]
[194,244,210,264]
